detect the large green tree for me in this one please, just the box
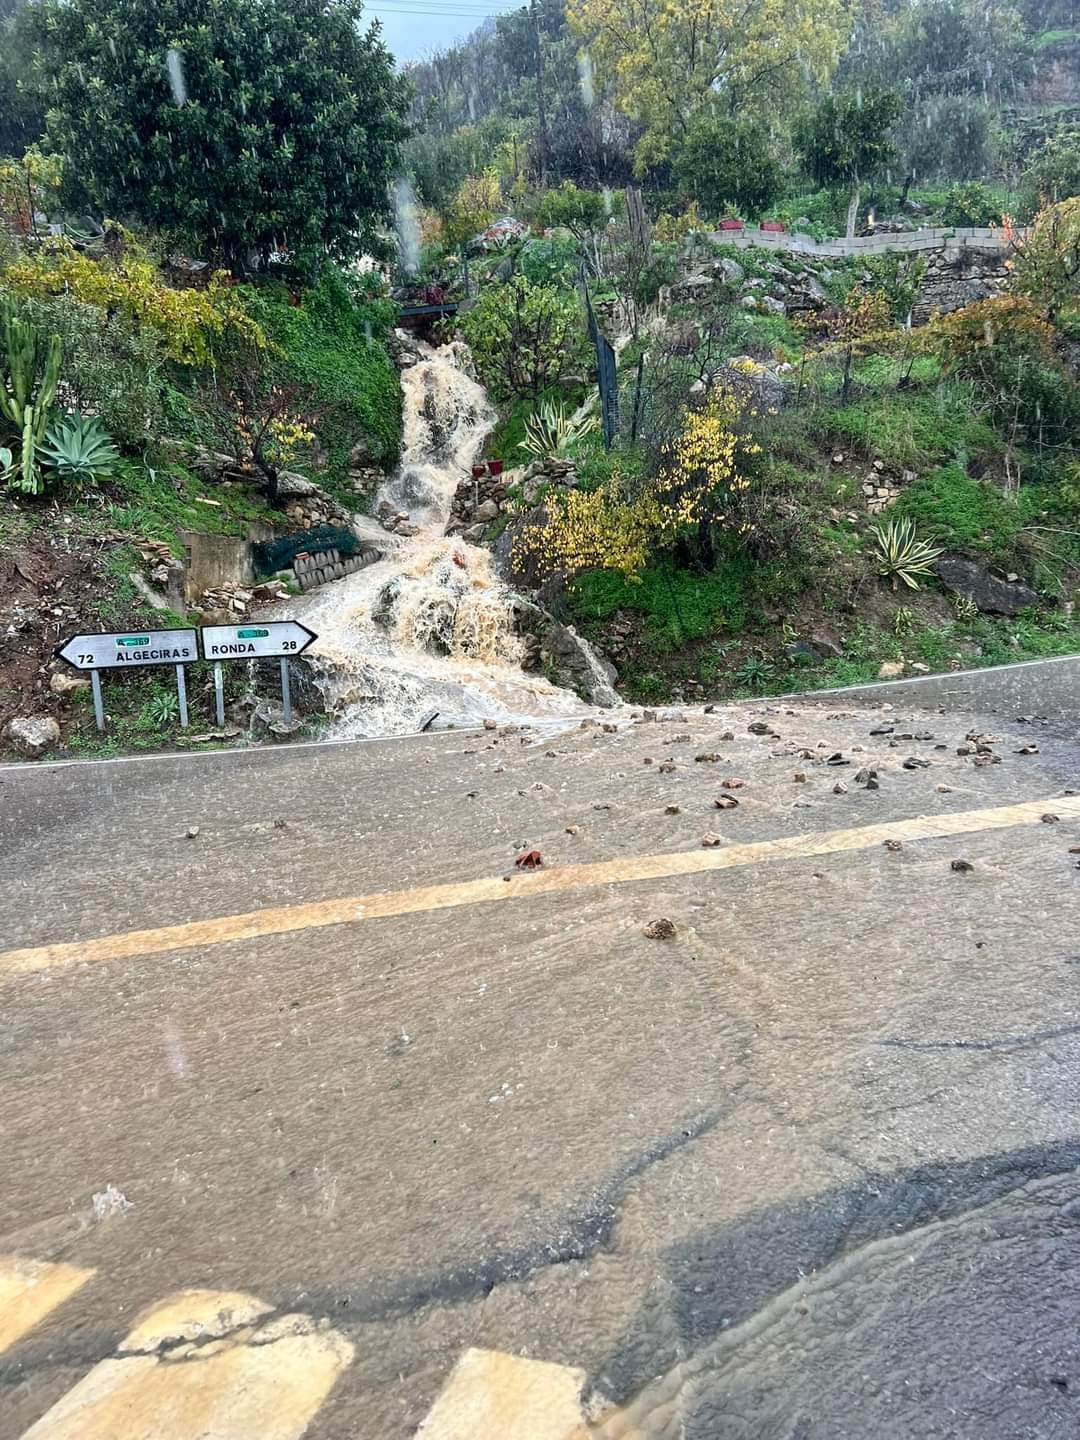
[674,116,783,219]
[38,0,410,269]
[796,88,901,237]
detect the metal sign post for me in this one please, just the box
[175,664,189,728]
[200,622,316,728]
[280,656,293,726]
[56,628,199,733]
[213,662,225,728]
[90,671,106,732]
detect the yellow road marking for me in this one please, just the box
[0,1256,95,1356]
[19,1288,354,1440]
[418,1348,589,1439]
[2,795,1076,977]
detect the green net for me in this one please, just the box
[252,525,361,577]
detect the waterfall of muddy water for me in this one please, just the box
[282,338,593,736]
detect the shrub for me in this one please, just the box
[520,399,598,460]
[8,293,165,447]
[941,181,1004,228]
[4,232,265,365]
[455,275,588,401]
[238,267,401,478]
[1020,131,1080,219]
[674,117,783,220]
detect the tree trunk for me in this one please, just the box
[846,186,860,240]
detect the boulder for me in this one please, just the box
[713,256,745,287]
[4,715,61,758]
[473,499,500,523]
[935,556,1039,616]
[760,295,786,315]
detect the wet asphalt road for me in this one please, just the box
[1,683,1079,1437]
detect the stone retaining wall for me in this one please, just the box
[707,224,1019,259]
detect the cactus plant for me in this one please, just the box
[1,296,62,494]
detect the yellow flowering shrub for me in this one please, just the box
[516,388,760,580]
[3,231,265,366]
[0,149,64,235]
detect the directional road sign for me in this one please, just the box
[57,629,199,671]
[200,621,317,661]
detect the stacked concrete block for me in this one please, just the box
[292,548,382,591]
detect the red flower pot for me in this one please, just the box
[487,459,503,476]
[718,218,744,231]
[760,220,786,233]
[471,464,486,479]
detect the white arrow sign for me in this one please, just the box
[200,621,317,661]
[57,628,199,671]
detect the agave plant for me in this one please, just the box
[38,414,121,485]
[0,447,13,483]
[873,516,943,591]
[520,399,598,462]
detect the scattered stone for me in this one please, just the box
[565,825,580,835]
[49,671,89,697]
[721,778,745,790]
[826,752,850,766]
[515,849,543,870]
[664,804,681,815]
[794,772,807,783]
[701,833,723,847]
[910,662,930,673]
[483,718,498,730]
[903,756,931,769]
[643,757,654,765]
[873,459,885,472]
[718,730,735,741]
[833,781,848,794]
[642,709,658,722]
[714,795,740,809]
[951,859,974,873]
[185,825,200,839]
[878,661,905,679]
[644,917,677,940]
[593,802,612,811]
[1042,813,1061,824]
[936,783,953,793]
[3,715,61,759]
[658,761,677,774]
[602,722,619,734]
[1015,743,1040,755]
[695,752,722,763]
[747,721,772,735]
[869,724,894,735]
[883,839,903,852]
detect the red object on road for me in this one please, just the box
[515,849,543,870]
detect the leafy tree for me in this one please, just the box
[0,2,47,156]
[537,181,609,274]
[1010,198,1080,324]
[795,88,901,237]
[442,170,503,250]
[455,275,587,399]
[567,0,848,171]
[673,117,783,219]
[1021,132,1080,219]
[941,181,1005,227]
[37,0,410,271]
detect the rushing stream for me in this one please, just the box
[283,338,595,736]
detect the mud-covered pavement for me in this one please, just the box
[1,694,1079,1438]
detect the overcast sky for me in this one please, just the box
[367,2,507,64]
